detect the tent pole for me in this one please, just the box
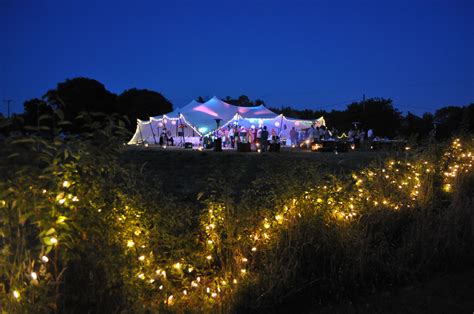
[278,114,284,136]
[149,120,157,144]
[175,115,178,137]
[138,121,145,145]
[161,115,165,137]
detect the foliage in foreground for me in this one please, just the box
[0,115,473,312]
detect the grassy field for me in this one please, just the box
[120,147,392,200]
[2,131,472,313]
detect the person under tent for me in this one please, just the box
[260,126,269,152]
[290,127,298,146]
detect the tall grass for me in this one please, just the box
[0,112,472,313]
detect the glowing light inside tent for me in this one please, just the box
[258,119,264,126]
[251,125,255,129]
[238,107,250,114]
[275,121,280,127]
[158,122,164,127]
[163,119,168,124]
[295,121,300,126]
[193,105,219,117]
[198,127,208,133]
[171,120,177,125]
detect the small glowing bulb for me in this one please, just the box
[41,255,49,263]
[173,262,181,269]
[183,290,187,295]
[197,276,201,282]
[13,290,20,299]
[31,272,38,280]
[241,269,246,274]
[138,255,145,261]
[138,273,145,279]
[50,237,58,244]
[188,267,193,273]
[159,285,163,290]
[127,240,135,247]
[251,247,257,252]
[206,287,210,293]
[58,199,66,205]
[149,279,155,283]
[62,180,70,188]
[206,255,212,260]
[264,222,270,229]
[233,279,238,284]
[242,257,248,262]
[211,292,217,298]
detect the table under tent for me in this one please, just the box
[128,96,325,147]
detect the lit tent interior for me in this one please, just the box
[128,96,325,146]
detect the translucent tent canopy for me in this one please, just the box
[128,96,325,145]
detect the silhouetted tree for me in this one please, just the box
[400,112,433,140]
[43,77,117,126]
[434,106,464,140]
[117,88,173,130]
[460,103,474,133]
[255,99,265,106]
[223,95,258,107]
[23,98,53,128]
[345,98,402,137]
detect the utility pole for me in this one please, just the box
[4,99,12,118]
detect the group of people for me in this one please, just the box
[212,125,279,151]
[210,124,340,151]
[158,130,174,146]
[158,122,380,151]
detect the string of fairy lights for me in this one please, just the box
[8,139,474,308]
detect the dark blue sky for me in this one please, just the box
[1,0,473,116]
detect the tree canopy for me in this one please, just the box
[22,77,174,132]
[117,88,173,129]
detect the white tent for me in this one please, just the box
[128,96,326,146]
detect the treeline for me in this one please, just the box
[271,99,474,141]
[2,77,173,133]
[1,76,473,141]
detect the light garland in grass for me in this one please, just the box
[13,139,471,309]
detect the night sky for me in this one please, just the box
[1,0,473,116]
